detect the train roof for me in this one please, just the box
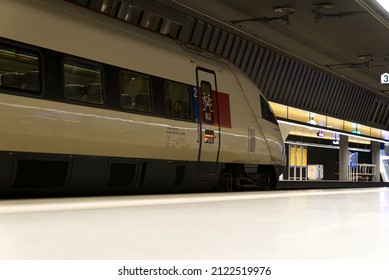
[0,0,232,85]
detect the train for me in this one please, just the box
[0,0,285,197]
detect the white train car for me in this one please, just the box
[0,0,285,196]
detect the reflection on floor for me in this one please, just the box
[1,188,388,259]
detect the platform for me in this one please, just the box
[278,180,388,190]
[1,187,389,259]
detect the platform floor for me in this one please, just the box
[1,187,389,259]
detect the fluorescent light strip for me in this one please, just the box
[285,140,371,152]
[278,119,389,144]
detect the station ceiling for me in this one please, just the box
[160,0,389,97]
[67,0,389,130]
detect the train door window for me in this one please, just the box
[165,81,192,120]
[63,57,104,105]
[119,71,152,113]
[260,95,278,125]
[0,42,41,95]
[201,81,214,123]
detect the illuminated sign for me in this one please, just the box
[289,146,307,167]
[204,129,215,144]
[350,152,358,168]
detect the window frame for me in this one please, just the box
[119,70,153,114]
[63,56,105,106]
[200,80,214,124]
[260,95,278,125]
[164,80,193,121]
[0,40,43,97]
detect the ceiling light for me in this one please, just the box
[358,55,373,60]
[307,112,317,127]
[351,129,362,135]
[375,0,389,13]
[308,118,317,126]
[313,3,333,10]
[274,6,294,14]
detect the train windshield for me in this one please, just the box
[260,95,278,125]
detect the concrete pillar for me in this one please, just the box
[339,134,349,181]
[371,141,381,182]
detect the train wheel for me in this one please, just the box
[257,167,277,191]
[224,174,235,192]
[218,164,245,192]
[218,173,235,192]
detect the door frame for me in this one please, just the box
[195,66,221,163]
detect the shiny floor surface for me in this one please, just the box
[1,188,389,259]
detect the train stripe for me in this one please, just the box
[218,92,232,128]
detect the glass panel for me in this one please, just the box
[382,130,389,141]
[371,128,381,139]
[100,0,119,15]
[345,121,362,135]
[117,4,142,24]
[141,12,161,31]
[120,72,151,113]
[260,96,278,125]
[326,116,343,131]
[201,81,214,123]
[63,57,104,105]
[269,102,287,119]
[159,20,182,38]
[287,107,309,123]
[358,124,370,137]
[0,43,41,94]
[165,81,192,120]
[314,113,326,127]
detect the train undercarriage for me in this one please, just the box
[0,151,279,198]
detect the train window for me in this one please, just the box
[63,57,104,105]
[119,71,152,113]
[201,81,214,123]
[0,43,41,95]
[260,95,278,125]
[165,81,192,120]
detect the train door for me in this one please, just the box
[195,67,220,164]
